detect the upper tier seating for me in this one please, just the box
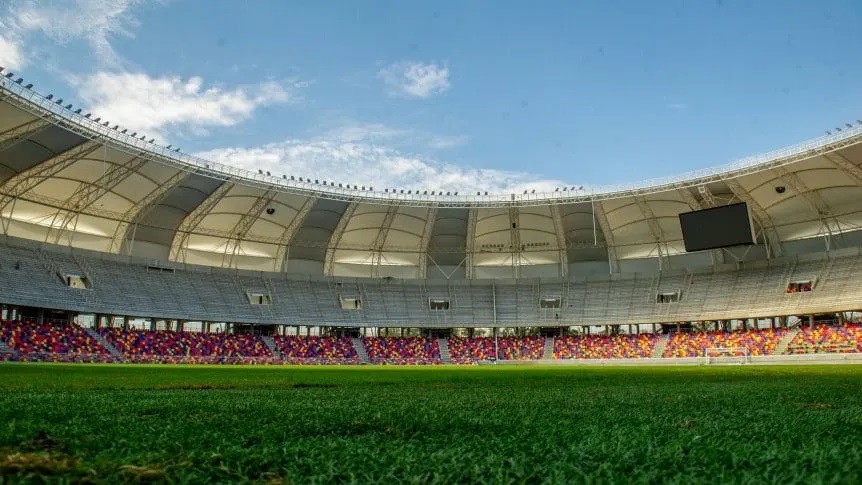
[554,334,658,359]
[273,336,360,364]
[662,328,787,358]
[785,324,862,354]
[360,337,441,365]
[448,336,545,364]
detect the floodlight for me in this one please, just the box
[290,175,295,180]
[266,171,271,176]
[282,175,287,179]
[835,127,842,132]
[454,192,458,195]
[74,108,82,114]
[857,120,862,125]
[24,84,32,89]
[578,186,584,190]
[846,123,853,129]
[65,104,73,110]
[174,147,180,152]
[826,131,832,135]
[148,138,154,143]
[562,187,567,191]
[258,169,263,174]
[55,98,62,104]
[120,129,127,134]
[4,72,14,78]
[46,94,53,100]
[0,67,4,73]
[85,114,91,119]
[94,117,101,122]
[484,191,488,195]
[15,78,22,84]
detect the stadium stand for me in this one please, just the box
[273,336,360,364]
[784,324,862,354]
[448,336,544,364]
[662,328,788,358]
[0,320,115,362]
[360,337,442,365]
[3,238,862,329]
[100,328,277,364]
[554,334,658,359]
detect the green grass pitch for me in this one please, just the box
[0,364,860,483]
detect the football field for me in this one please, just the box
[0,364,860,483]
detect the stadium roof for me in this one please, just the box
[2,76,862,275]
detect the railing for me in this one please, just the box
[2,74,862,207]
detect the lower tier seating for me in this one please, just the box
[101,328,272,358]
[361,337,441,365]
[1,320,110,357]
[785,324,862,354]
[273,336,360,364]
[448,336,545,364]
[554,334,658,359]
[662,328,787,358]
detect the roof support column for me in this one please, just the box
[465,208,478,279]
[417,206,438,279]
[549,204,568,278]
[725,178,783,258]
[324,202,359,276]
[274,197,317,272]
[593,200,620,274]
[169,181,234,262]
[508,206,521,279]
[222,190,279,268]
[108,171,190,254]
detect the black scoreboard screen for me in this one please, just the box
[678,202,756,252]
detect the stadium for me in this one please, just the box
[1,72,862,366]
[1,2,862,481]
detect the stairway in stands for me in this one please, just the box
[0,339,13,355]
[351,337,370,363]
[438,338,452,363]
[261,336,282,359]
[651,334,670,358]
[85,328,123,359]
[543,337,555,360]
[774,327,801,355]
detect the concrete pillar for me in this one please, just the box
[809,314,814,328]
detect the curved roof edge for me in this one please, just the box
[3,75,861,208]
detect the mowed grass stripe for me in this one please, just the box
[0,364,860,483]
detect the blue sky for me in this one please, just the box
[1,0,860,193]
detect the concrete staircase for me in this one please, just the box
[438,338,452,363]
[543,337,555,360]
[351,337,370,363]
[0,339,13,355]
[651,334,670,358]
[261,336,282,358]
[85,328,123,359]
[774,328,801,355]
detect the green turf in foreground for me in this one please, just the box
[0,364,860,484]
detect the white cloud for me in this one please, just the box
[70,71,295,139]
[196,133,566,195]
[11,0,147,67]
[667,102,687,110]
[0,33,24,70]
[379,61,451,98]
